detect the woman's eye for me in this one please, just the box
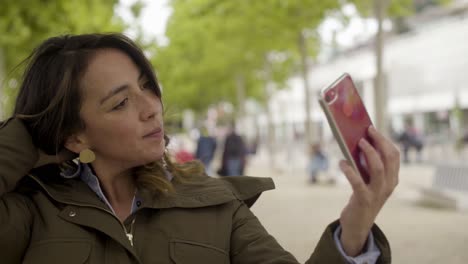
[142,81,153,90]
[112,98,128,110]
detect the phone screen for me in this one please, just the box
[319,74,373,183]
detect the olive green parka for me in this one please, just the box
[0,118,391,263]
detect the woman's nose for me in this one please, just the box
[143,109,156,120]
[139,94,159,121]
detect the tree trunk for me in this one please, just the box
[0,49,5,119]
[235,73,246,130]
[299,31,314,147]
[264,57,276,169]
[374,0,390,134]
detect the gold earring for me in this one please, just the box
[79,149,96,163]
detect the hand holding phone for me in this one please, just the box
[318,73,373,183]
[318,73,400,258]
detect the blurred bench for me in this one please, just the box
[419,163,468,211]
[433,164,468,192]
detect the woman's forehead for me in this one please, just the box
[81,49,140,98]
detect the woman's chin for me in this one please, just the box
[125,148,165,167]
[140,152,165,165]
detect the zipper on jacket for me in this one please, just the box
[27,174,137,247]
[126,217,136,246]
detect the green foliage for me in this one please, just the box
[153,0,343,114]
[436,0,453,5]
[153,0,422,114]
[388,0,414,17]
[0,0,125,114]
[130,0,146,18]
[352,0,414,17]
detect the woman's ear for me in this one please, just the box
[64,133,89,154]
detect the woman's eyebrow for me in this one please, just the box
[100,85,129,105]
[100,71,145,105]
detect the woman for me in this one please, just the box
[0,33,398,263]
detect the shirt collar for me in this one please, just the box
[60,161,159,214]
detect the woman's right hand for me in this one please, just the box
[34,149,77,168]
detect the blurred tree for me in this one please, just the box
[0,0,125,115]
[154,1,341,112]
[154,0,345,155]
[352,0,413,16]
[153,0,418,146]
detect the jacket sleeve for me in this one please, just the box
[306,220,391,264]
[230,200,392,264]
[0,118,38,193]
[0,118,38,262]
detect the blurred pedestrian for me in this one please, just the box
[248,135,259,155]
[195,126,217,175]
[219,123,247,176]
[398,122,424,163]
[175,148,195,164]
[307,142,329,184]
[168,135,195,164]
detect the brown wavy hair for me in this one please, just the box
[13,33,204,195]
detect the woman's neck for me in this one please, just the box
[90,161,136,222]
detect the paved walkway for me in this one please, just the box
[243,152,468,263]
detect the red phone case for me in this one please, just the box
[318,73,373,184]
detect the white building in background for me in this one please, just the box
[253,12,468,145]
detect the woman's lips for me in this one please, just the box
[143,128,163,139]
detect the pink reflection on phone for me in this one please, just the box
[326,74,372,183]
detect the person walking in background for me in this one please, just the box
[195,126,217,176]
[169,135,195,164]
[174,146,195,164]
[219,123,247,176]
[398,121,424,163]
[248,135,260,155]
[307,142,329,184]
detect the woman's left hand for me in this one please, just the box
[339,126,400,256]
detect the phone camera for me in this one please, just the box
[325,91,335,103]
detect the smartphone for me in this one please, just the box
[318,73,373,184]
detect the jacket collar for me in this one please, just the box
[25,168,275,211]
[141,175,275,209]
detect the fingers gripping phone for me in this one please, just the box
[318,73,373,184]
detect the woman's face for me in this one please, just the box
[75,48,165,168]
